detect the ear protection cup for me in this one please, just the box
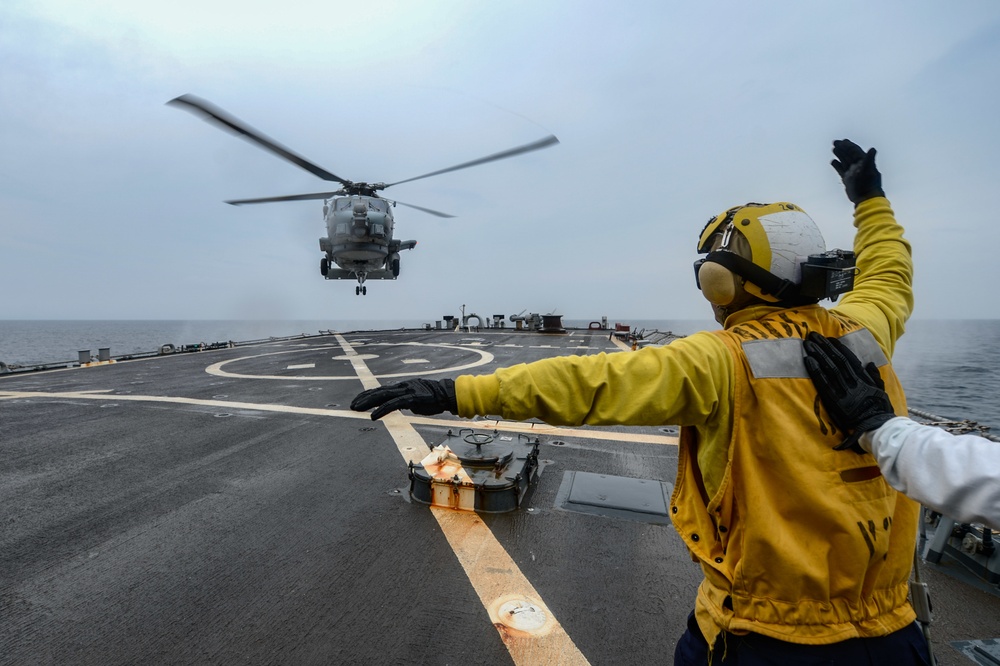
[698,261,742,306]
[697,224,752,306]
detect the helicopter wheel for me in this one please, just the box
[355,286,360,296]
[362,286,367,295]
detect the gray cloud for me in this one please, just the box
[3,0,999,321]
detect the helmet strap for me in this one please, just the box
[702,250,814,307]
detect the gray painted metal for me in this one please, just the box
[556,471,673,526]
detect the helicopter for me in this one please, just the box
[168,94,559,295]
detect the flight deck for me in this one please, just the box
[2,328,997,665]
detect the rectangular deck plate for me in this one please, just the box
[951,639,1000,665]
[556,471,673,525]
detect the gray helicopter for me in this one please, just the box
[169,95,558,295]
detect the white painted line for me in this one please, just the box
[0,389,370,421]
[331,354,379,361]
[286,363,315,370]
[0,395,676,447]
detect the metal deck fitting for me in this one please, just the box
[408,429,540,512]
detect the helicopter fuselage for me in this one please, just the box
[318,195,416,292]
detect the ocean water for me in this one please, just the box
[1,318,998,430]
[0,319,423,365]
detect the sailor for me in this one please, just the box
[804,330,1000,531]
[352,139,929,664]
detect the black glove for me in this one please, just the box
[350,378,458,421]
[802,331,896,453]
[831,139,885,205]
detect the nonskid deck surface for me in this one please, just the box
[1,328,996,665]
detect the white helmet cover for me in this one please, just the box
[696,202,827,303]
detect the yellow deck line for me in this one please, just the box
[333,335,590,664]
[610,335,632,352]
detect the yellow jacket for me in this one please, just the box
[674,310,918,645]
[456,196,914,643]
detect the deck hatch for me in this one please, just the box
[408,430,540,513]
[557,471,673,525]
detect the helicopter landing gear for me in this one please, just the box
[355,285,367,296]
[320,257,329,277]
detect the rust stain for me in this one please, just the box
[421,445,478,511]
[420,446,473,484]
[493,622,535,641]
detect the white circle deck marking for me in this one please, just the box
[205,343,493,380]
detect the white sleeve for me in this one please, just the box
[861,417,1000,530]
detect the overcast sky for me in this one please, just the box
[3,1,999,322]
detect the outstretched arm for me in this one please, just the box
[863,418,1000,530]
[351,333,733,429]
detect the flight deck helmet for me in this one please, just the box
[694,202,827,312]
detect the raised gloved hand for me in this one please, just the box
[350,378,458,421]
[802,331,896,453]
[831,139,885,205]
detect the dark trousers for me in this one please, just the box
[674,611,932,665]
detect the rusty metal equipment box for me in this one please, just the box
[408,429,540,513]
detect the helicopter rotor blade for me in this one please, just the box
[384,134,559,188]
[389,199,455,218]
[168,94,349,184]
[225,191,345,206]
